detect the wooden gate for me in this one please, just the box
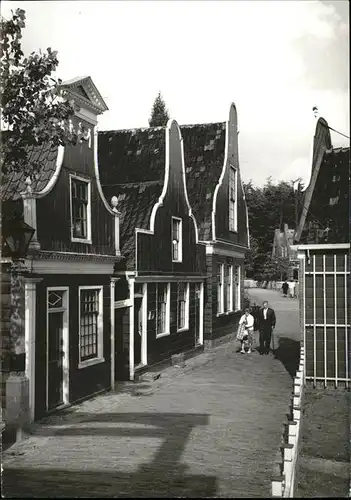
[302,247,350,388]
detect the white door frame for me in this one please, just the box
[24,277,42,422]
[46,287,69,411]
[128,277,135,381]
[199,281,204,345]
[141,283,148,365]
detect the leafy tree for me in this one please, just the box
[244,178,304,279]
[0,8,76,180]
[148,91,170,127]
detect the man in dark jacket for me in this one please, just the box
[258,300,276,355]
[282,281,289,298]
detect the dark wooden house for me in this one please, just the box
[1,76,122,421]
[181,104,249,346]
[293,114,350,388]
[98,120,207,381]
[98,103,249,380]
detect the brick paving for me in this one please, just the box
[2,289,299,498]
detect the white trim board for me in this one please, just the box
[25,258,116,274]
[134,275,206,283]
[25,277,42,422]
[293,243,350,250]
[206,245,245,258]
[46,286,70,412]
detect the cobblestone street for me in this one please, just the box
[2,289,299,498]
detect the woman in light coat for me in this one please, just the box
[237,308,255,354]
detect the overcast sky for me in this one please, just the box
[2,0,349,186]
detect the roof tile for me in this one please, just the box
[98,122,226,265]
[1,142,59,202]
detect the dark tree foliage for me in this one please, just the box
[0,8,76,181]
[148,92,170,127]
[244,178,304,279]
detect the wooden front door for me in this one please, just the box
[48,311,64,410]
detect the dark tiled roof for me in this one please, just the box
[182,123,226,240]
[98,127,167,270]
[98,127,166,185]
[102,180,163,270]
[300,146,350,244]
[1,142,59,202]
[98,123,226,257]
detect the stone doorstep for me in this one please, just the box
[134,344,207,383]
[130,331,235,384]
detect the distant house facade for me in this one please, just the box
[98,103,249,379]
[1,76,122,422]
[293,114,350,388]
[271,224,299,281]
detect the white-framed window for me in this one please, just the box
[229,165,237,232]
[172,217,182,262]
[177,282,189,331]
[70,175,92,243]
[217,264,225,314]
[234,265,241,311]
[78,286,104,368]
[226,265,233,312]
[156,283,170,338]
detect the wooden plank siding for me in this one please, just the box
[145,282,198,367]
[205,256,243,344]
[36,116,115,256]
[215,167,248,247]
[303,250,350,387]
[35,274,112,420]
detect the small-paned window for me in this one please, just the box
[79,287,103,363]
[177,282,189,331]
[156,283,169,336]
[71,177,91,242]
[172,218,182,262]
[217,264,224,314]
[229,166,237,232]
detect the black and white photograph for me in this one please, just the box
[0,0,349,497]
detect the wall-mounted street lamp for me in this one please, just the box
[2,218,35,260]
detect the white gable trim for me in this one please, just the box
[239,174,250,248]
[179,123,200,243]
[93,127,117,216]
[212,118,229,241]
[148,123,171,232]
[135,119,201,271]
[36,146,65,198]
[93,127,121,256]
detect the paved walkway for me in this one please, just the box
[2,289,299,498]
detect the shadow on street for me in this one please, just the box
[2,412,217,498]
[274,337,300,378]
